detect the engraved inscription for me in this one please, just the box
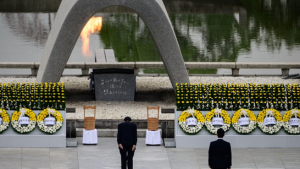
[100,78,129,96]
[94,73,136,101]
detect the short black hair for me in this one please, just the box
[217,128,225,138]
[124,116,131,122]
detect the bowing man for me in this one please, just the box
[117,116,137,169]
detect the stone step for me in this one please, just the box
[164,138,176,148]
[66,138,78,147]
[67,120,175,138]
[68,119,173,129]
[76,128,161,138]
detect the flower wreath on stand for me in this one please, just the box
[178,108,205,135]
[205,108,231,134]
[257,109,283,134]
[232,109,256,134]
[282,109,300,135]
[0,109,10,134]
[11,108,36,134]
[37,108,63,134]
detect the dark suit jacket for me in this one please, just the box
[209,139,232,168]
[117,121,137,146]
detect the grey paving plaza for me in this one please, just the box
[0,137,299,169]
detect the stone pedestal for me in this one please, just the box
[175,110,300,148]
[0,110,66,148]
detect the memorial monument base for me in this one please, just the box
[175,110,300,148]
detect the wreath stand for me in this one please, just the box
[146,106,161,145]
[83,105,98,145]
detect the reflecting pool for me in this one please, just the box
[0,0,299,75]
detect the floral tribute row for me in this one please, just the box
[178,108,300,135]
[176,83,299,111]
[0,108,63,134]
[0,82,66,110]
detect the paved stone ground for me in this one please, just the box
[0,137,300,169]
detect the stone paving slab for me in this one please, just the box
[0,138,300,169]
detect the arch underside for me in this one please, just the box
[36,0,189,90]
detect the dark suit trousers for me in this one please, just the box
[119,145,135,169]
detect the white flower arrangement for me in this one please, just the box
[11,121,36,133]
[37,121,63,134]
[257,109,283,134]
[178,109,205,135]
[0,109,10,134]
[205,121,231,134]
[0,122,9,133]
[282,109,300,135]
[37,108,63,134]
[11,108,36,134]
[178,121,204,134]
[204,108,231,134]
[232,109,257,134]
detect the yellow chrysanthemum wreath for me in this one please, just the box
[178,109,205,135]
[232,109,256,134]
[11,108,36,134]
[37,108,63,134]
[205,109,231,134]
[0,109,10,134]
[257,109,283,134]
[282,109,300,135]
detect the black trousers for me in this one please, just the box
[119,144,135,169]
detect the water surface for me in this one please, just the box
[0,0,299,75]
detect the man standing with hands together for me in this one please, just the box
[117,116,137,169]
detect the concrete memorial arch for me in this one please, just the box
[36,0,190,89]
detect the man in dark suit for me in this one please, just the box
[117,116,137,169]
[208,128,232,169]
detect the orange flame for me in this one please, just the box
[80,17,103,57]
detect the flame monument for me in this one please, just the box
[36,0,189,90]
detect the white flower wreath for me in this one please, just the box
[11,108,36,134]
[37,108,63,134]
[282,109,300,135]
[232,109,256,134]
[0,109,10,134]
[178,109,205,135]
[204,108,231,134]
[257,109,283,135]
